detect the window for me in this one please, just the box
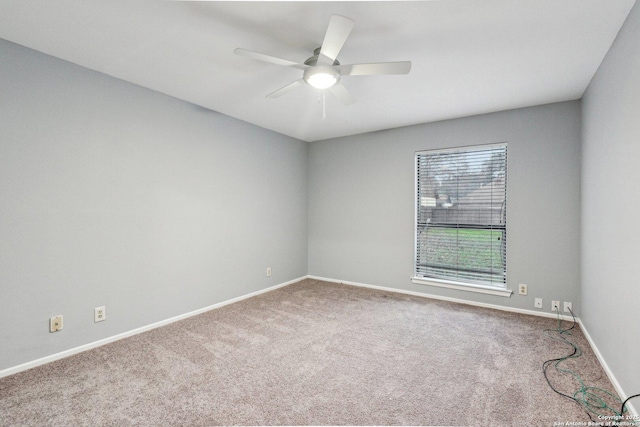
[414,144,508,294]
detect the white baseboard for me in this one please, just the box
[0,276,306,379]
[307,275,577,321]
[307,274,638,419]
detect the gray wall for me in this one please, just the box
[308,101,581,313]
[581,0,640,407]
[0,39,308,371]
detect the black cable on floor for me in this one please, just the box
[542,308,595,422]
[543,309,640,424]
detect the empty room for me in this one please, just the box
[1,1,639,425]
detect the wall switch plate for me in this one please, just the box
[94,306,106,322]
[534,298,543,309]
[266,267,271,277]
[564,302,573,313]
[518,284,528,295]
[551,301,560,312]
[50,315,63,332]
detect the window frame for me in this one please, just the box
[412,143,512,297]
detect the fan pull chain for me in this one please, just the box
[317,91,327,119]
[323,91,326,120]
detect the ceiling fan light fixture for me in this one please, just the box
[307,73,337,89]
[304,67,340,89]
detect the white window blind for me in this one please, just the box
[415,144,507,287]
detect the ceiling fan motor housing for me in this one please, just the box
[303,47,341,89]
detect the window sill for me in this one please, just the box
[411,277,513,297]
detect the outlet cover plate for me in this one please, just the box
[518,284,527,295]
[535,298,543,309]
[95,306,106,322]
[50,315,63,332]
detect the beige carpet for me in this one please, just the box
[0,279,621,426]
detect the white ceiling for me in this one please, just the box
[0,0,636,142]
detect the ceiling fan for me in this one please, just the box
[234,15,412,105]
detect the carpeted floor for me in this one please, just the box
[0,279,621,426]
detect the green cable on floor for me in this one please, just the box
[542,308,626,421]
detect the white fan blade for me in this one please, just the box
[339,61,412,76]
[329,83,356,105]
[318,15,355,65]
[266,79,306,98]
[234,48,307,70]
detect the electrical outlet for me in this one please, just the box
[534,298,543,309]
[518,284,528,295]
[94,306,106,322]
[551,301,560,312]
[564,302,573,313]
[50,315,63,332]
[266,267,272,277]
